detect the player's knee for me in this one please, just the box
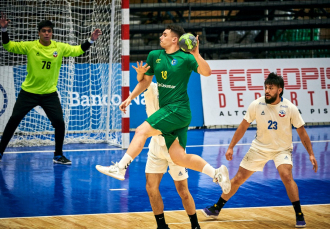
[280,173,293,184]
[135,125,149,139]
[52,118,65,129]
[146,182,158,195]
[9,114,24,124]
[177,185,190,200]
[171,157,184,167]
[232,174,245,187]
[169,152,185,167]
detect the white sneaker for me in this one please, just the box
[214,165,231,194]
[95,162,126,180]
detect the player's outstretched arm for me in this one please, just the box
[226,119,250,161]
[79,29,102,53]
[0,12,10,28]
[1,12,10,45]
[190,35,211,77]
[132,61,150,82]
[90,28,102,41]
[296,126,318,172]
[119,74,153,113]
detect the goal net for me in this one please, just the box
[0,0,123,147]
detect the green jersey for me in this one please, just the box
[3,40,84,94]
[145,49,198,108]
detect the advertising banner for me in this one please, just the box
[201,58,330,125]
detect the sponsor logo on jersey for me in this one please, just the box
[171,59,177,66]
[261,111,265,115]
[157,83,176,89]
[279,110,286,117]
[259,102,266,105]
[280,105,288,108]
[36,52,40,56]
[0,84,8,117]
[53,51,58,57]
[156,59,161,63]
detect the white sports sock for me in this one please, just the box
[202,164,215,178]
[118,153,133,169]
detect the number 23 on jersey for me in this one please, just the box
[268,120,278,130]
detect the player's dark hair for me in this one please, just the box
[166,24,186,38]
[264,72,284,97]
[38,20,54,32]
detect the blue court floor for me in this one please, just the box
[0,126,329,218]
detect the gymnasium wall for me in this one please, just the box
[0,58,329,132]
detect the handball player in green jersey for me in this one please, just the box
[0,13,101,164]
[96,25,231,195]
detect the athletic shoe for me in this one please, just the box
[53,155,72,165]
[213,165,231,194]
[95,162,126,180]
[201,204,220,219]
[157,225,170,229]
[296,213,306,228]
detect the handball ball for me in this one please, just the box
[179,33,197,52]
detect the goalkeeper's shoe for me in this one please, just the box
[96,162,126,180]
[53,155,72,165]
[201,204,220,219]
[295,213,306,228]
[213,165,231,194]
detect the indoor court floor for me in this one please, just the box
[0,126,329,228]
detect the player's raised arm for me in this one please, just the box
[0,12,10,29]
[295,126,318,172]
[190,35,211,77]
[1,12,10,45]
[90,28,102,41]
[132,61,151,82]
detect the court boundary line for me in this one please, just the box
[0,203,328,219]
[3,139,330,154]
[168,219,255,225]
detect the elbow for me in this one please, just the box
[202,70,212,77]
[206,70,212,76]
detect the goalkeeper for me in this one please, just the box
[0,13,101,164]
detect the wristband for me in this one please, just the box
[88,38,94,44]
[1,27,7,32]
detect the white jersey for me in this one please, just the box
[144,82,166,146]
[244,96,305,152]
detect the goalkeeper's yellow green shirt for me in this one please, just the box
[3,40,84,94]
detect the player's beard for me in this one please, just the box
[265,92,278,104]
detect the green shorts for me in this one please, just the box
[146,104,191,150]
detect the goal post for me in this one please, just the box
[0,0,129,148]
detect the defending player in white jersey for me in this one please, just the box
[202,73,318,228]
[144,82,200,229]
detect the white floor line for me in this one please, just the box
[4,148,122,154]
[4,139,330,154]
[109,188,127,191]
[168,219,255,225]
